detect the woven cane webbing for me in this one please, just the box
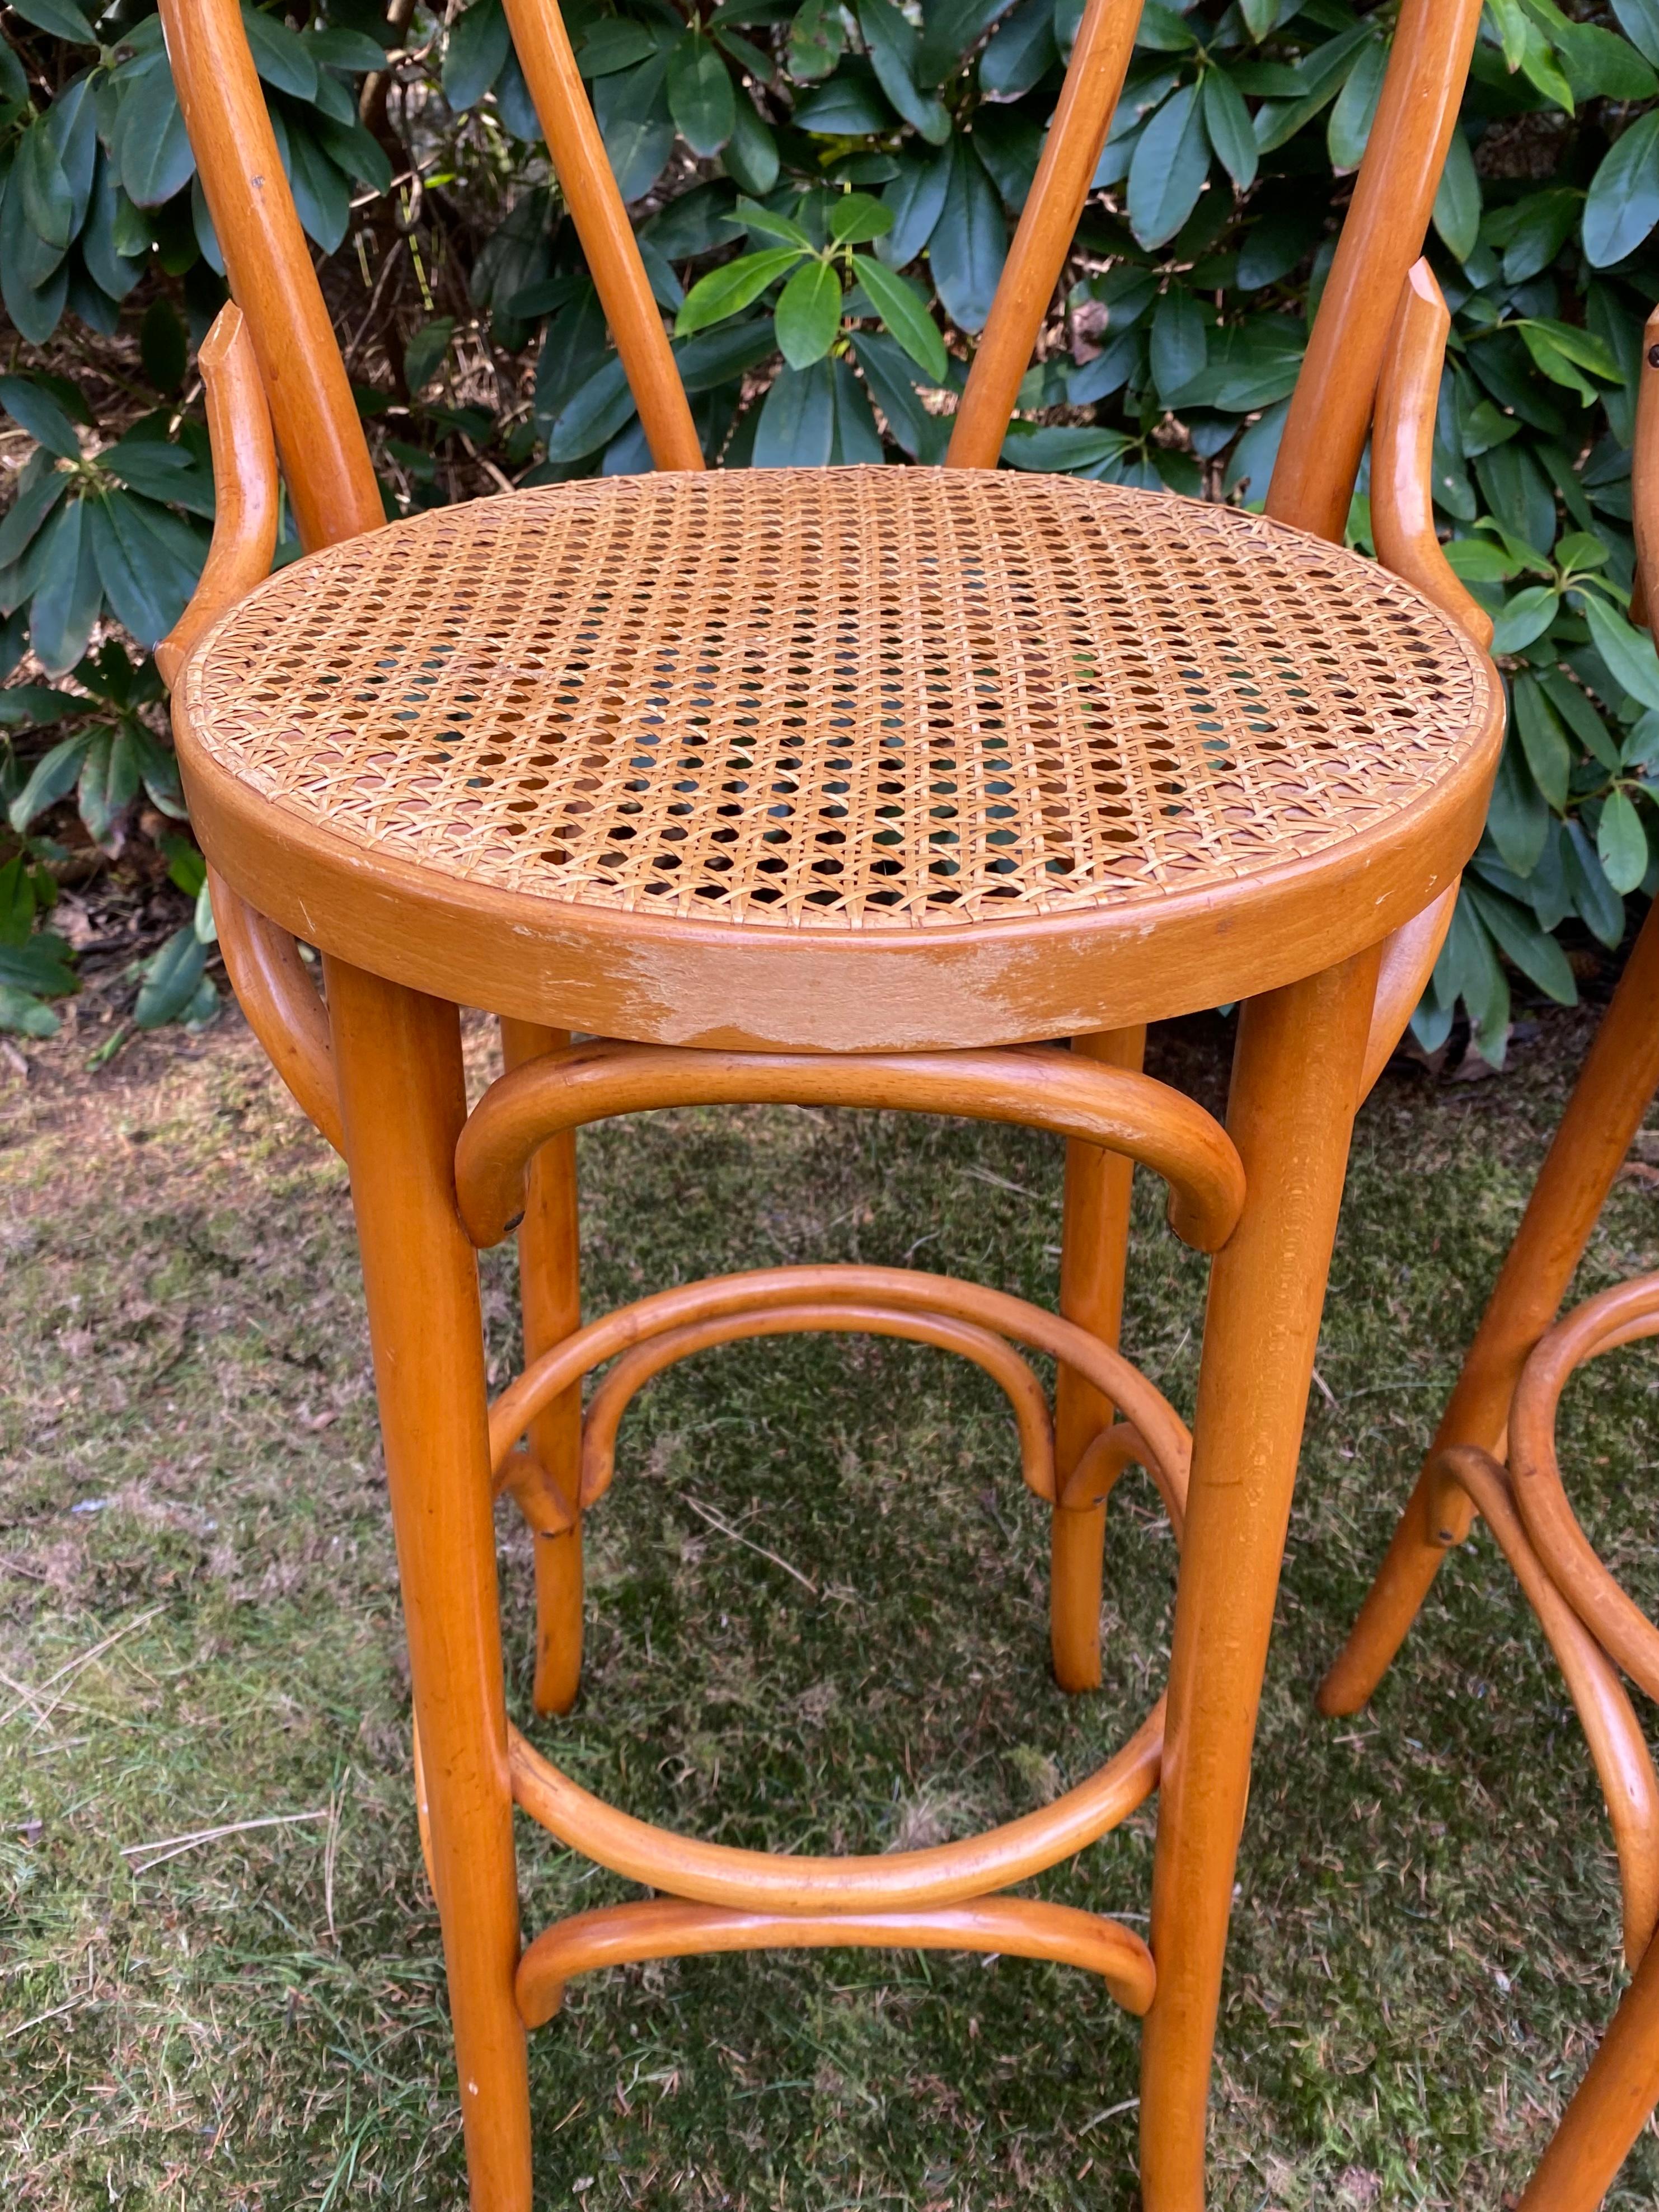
[182,466,1492,931]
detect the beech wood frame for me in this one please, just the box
[149,0,1507,2200]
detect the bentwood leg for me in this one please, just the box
[329,963,532,2212]
[501,1019,585,1716]
[1516,1929,1659,2211]
[1139,950,1380,2212]
[1319,896,1659,1717]
[1052,1025,1147,1691]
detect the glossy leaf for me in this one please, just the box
[1585,110,1659,267]
[668,36,738,156]
[115,64,195,208]
[1127,82,1209,250]
[753,357,837,465]
[830,190,894,245]
[1582,591,1659,710]
[1201,68,1257,190]
[879,146,952,265]
[241,6,318,100]
[724,95,780,194]
[7,0,97,42]
[0,374,81,460]
[135,922,208,1029]
[850,251,948,381]
[1597,786,1650,892]
[443,0,510,107]
[1513,673,1572,807]
[928,137,1005,332]
[774,256,842,367]
[677,246,805,335]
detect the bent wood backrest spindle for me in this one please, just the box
[146,0,1513,2207]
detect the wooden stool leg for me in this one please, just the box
[1138,950,1379,2212]
[1052,1025,1147,1692]
[1516,1928,1659,2212]
[328,962,532,2212]
[501,1019,585,1717]
[1319,897,1659,1717]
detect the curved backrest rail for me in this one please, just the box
[159,0,382,550]
[1266,0,1483,543]
[454,1038,1245,1253]
[947,0,1145,468]
[499,0,703,471]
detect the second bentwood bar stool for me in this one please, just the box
[153,0,1504,2197]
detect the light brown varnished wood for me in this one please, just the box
[324,961,529,2211]
[484,1262,1195,1540]
[578,1300,1058,1508]
[509,1701,1165,1912]
[1358,883,1458,1101]
[1052,1025,1145,1692]
[1323,311,1659,1716]
[1140,946,1380,2211]
[1371,262,1494,649]
[208,866,341,1152]
[515,1897,1156,2027]
[499,1019,584,1717]
[1268,0,1485,542]
[453,1038,1244,1253]
[1320,891,1659,1716]
[948,0,1142,468]
[155,305,278,686]
[158,0,380,550]
[1516,1930,1659,2212]
[1437,1446,1659,1971]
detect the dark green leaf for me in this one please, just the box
[1557,20,1657,101]
[1585,111,1659,269]
[978,0,1056,100]
[405,316,455,395]
[1613,0,1659,68]
[93,491,201,643]
[545,355,639,462]
[285,122,352,252]
[1149,285,1206,402]
[8,727,93,834]
[81,152,146,303]
[1001,422,1130,472]
[1564,817,1625,945]
[1486,733,1550,874]
[915,0,1014,82]
[850,251,948,381]
[879,145,951,266]
[0,467,69,568]
[1598,786,1650,893]
[860,0,951,140]
[852,328,948,458]
[753,358,837,466]
[1541,667,1620,770]
[1136,0,1197,51]
[7,0,97,43]
[305,27,392,71]
[577,19,658,76]
[135,922,207,1029]
[17,116,76,254]
[75,723,138,849]
[115,64,195,208]
[444,0,510,104]
[731,195,817,248]
[1325,34,1385,174]
[774,257,843,367]
[0,982,61,1037]
[594,53,676,203]
[29,498,101,678]
[723,95,780,194]
[0,929,76,995]
[929,137,1004,332]
[1582,592,1659,711]
[313,115,395,193]
[242,6,318,100]
[789,0,847,79]
[674,319,779,392]
[0,375,81,461]
[1431,124,1480,263]
[1464,879,1577,1002]
[677,245,805,335]
[1201,68,1257,191]
[830,356,885,463]
[1127,82,1209,251]
[793,62,894,134]
[668,36,737,156]
[1513,673,1572,809]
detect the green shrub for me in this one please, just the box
[2,0,1656,1050]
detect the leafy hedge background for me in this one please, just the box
[2,0,1658,1052]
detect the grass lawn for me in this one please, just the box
[2,993,1657,2210]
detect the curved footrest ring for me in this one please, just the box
[515,1895,1156,2028]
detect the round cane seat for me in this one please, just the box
[175,465,1503,1052]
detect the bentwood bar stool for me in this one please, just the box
[1314,328,1659,2211]
[154,0,1502,2198]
